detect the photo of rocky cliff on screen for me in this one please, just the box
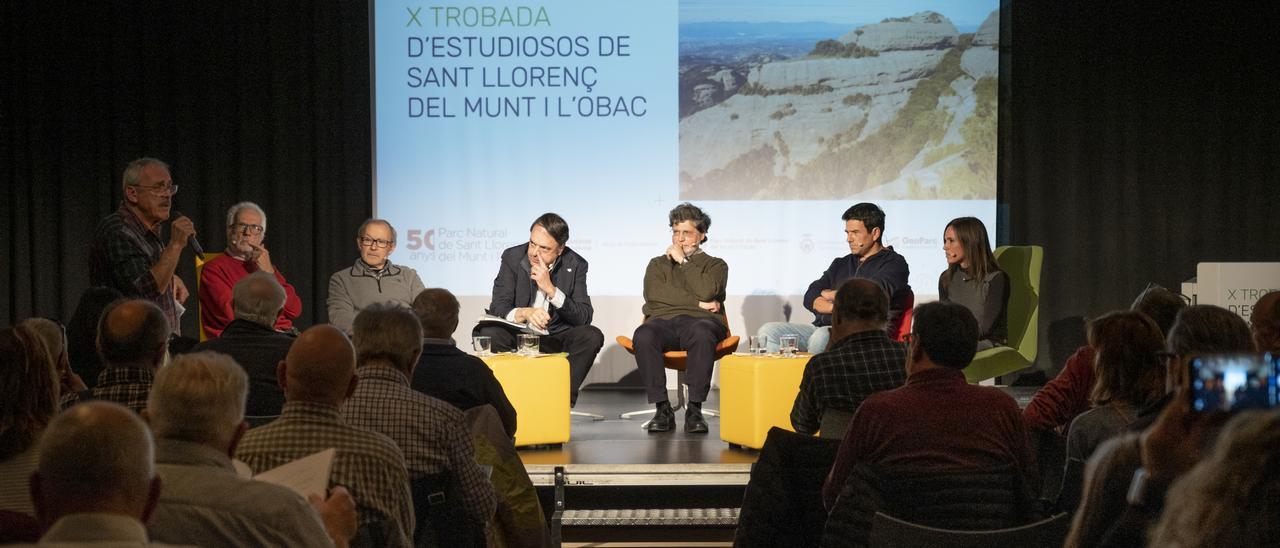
[678,8,999,201]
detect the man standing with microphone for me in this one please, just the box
[88,157,197,335]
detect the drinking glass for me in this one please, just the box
[749,336,768,355]
[518,334,540,356]
[472,336,492,356]
[779,335,799,357]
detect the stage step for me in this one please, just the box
[539,465,748,545]
[561,507,740,526]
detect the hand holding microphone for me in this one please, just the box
[169,211,204,259]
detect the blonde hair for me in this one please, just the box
[0,326,59,459]
[1150,410,1280,547]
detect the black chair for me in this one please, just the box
[411,471,486,548]
[734,427,841,547]
[868,511,1070,548]
[818,408,855,440]
[822,463,1040,548]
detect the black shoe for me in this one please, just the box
[645,402,675,432]
[685,405,709,434]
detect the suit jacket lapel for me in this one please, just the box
[517,254,534,307]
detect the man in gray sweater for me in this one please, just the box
[327,218,425,333]
[633,203,728,434]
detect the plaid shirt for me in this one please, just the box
[790,329,908,435]
[88,202,179,333]
[236,401,415,547]
[91,367,155,414]
[342,364,497,526]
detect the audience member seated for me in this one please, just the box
[0,326,60,517]
[938,216,1008,350]
[65,286,123,390]
[1065,304,1254,548]
[1149,409,1280,547]
[20,318,86,409]
[188,272,296,417]
[411,288,517,438]
[461,405,551,548]
[1023,285,1186,433]
[27,402,165,546]
[198,201,303,339]
[144,351,356,547]
[91,299,171,413]
[341,304,497,537]
[235,325,415,547]
[633,202,728,434]
[756,202,911,354]
[790,279,907,436]
[1059,311,1165,510]
[1251,290,1279,353]
[822,301,1033,511]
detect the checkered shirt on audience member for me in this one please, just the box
[790,329,909,435]
[91,367,155,414]
[341,363,497,525]
[235,401,415,547]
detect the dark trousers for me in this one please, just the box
[474,323,604,407]
[632,315,728,404]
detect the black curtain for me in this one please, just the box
[3,1,372,337]
[4,2,1278,371]
[1003,2,1279,369]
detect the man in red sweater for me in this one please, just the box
[823,300,1033,510]
[199,202,302,339]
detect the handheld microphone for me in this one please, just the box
[171,210,205,259]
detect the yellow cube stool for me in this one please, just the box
[718,354,811,449]
[482,353,571,447]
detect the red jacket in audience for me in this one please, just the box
[1022,346,1096,433]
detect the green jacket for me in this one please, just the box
[641,251,728,323]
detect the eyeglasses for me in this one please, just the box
[230,223,265,235]
[358,236,394,249]
[671,228,701,238]
[132,183,178,196]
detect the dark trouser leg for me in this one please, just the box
[677,316,728,404]
[632,319,680,404]
[541,325,605,406]
[473,324,519,352]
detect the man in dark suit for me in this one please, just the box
[188,271,295,418]
[475,213,604,406]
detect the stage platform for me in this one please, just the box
[513,385,1039,545]
[518,384,1040,468]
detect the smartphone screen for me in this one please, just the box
[1189,354,1279,412]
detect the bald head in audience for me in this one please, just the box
[278,325,359,406]
[97,299,170,371]
[233,271,287,328]
[1252,291,1280,353]
[31,401,160,527]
